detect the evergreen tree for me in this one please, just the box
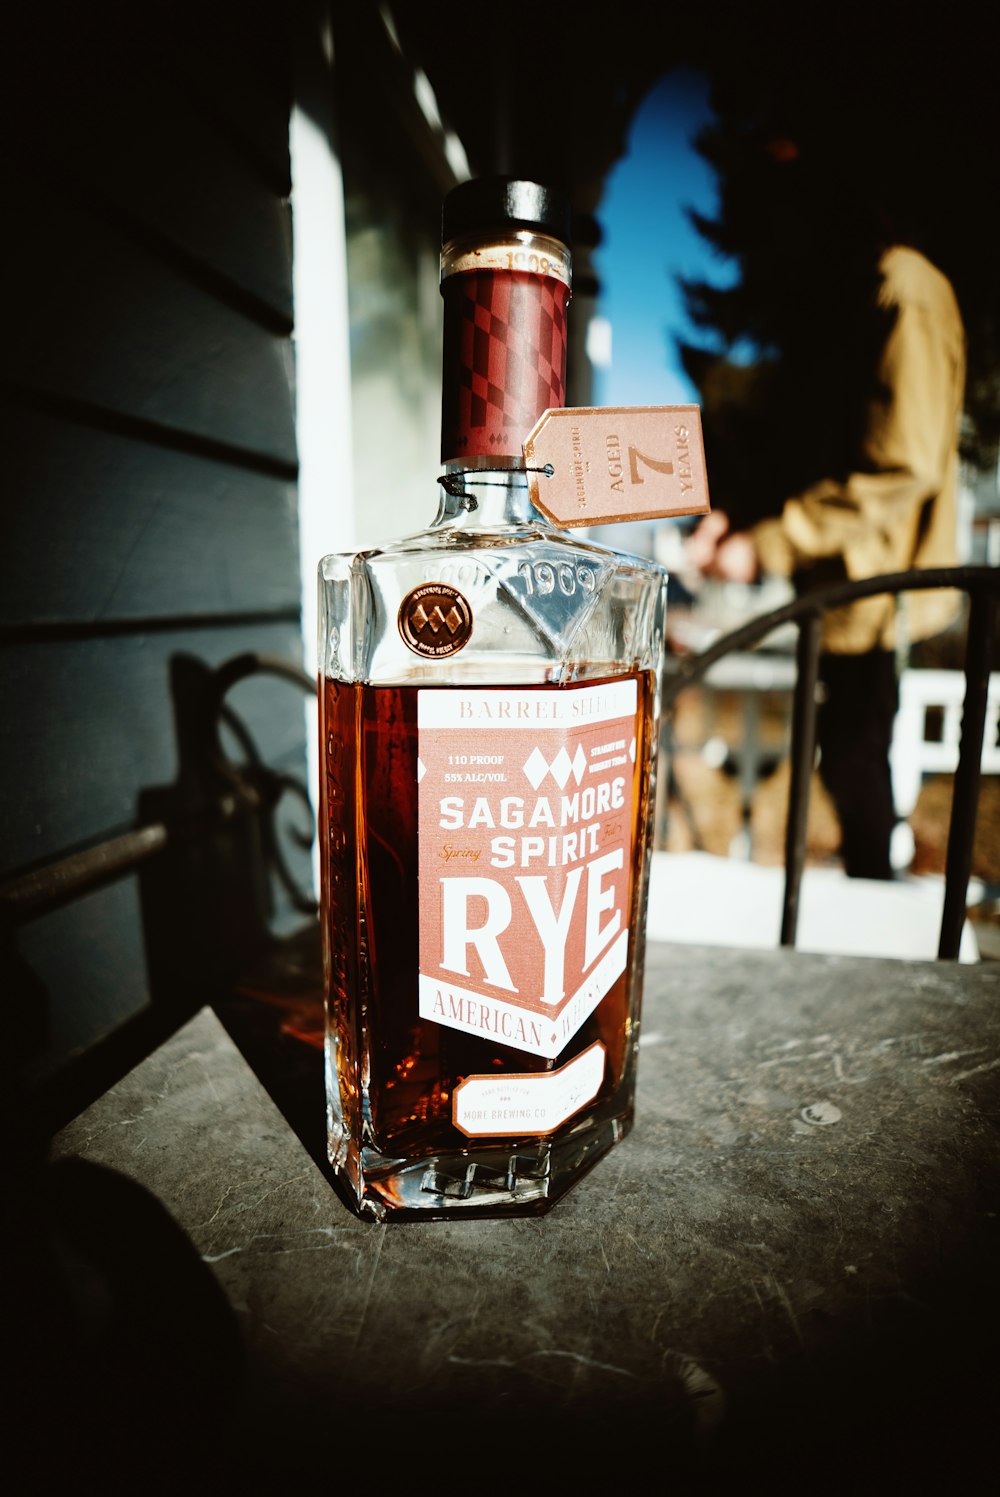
[677,3,1000,523]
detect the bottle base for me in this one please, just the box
[327,1111,632,1223]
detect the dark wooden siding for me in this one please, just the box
[1,2,311,1120]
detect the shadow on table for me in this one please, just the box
[4,1156,246,1496]
[211,918,334,1177]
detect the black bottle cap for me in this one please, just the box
[442,177,571,247]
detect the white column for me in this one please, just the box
[289,1,356,894]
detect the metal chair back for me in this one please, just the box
[660,566,999,959]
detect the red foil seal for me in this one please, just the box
[440,270,569,466]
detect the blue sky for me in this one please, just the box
[593,68,735,406]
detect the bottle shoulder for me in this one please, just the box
[319,521,668,581]
[320,533,667,687]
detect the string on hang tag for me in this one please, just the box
[437,466,556,508]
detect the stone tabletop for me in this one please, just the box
[23,941,1000,1490]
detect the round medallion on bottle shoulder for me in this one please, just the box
[398,582,474,658]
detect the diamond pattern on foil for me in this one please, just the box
[629,737,637,763]
[443,272,569,451]
[572,745,588,783]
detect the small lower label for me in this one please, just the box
[453,1041,606,1138]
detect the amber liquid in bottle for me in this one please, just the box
[318,178,668,1217]
[321,671,656,1163]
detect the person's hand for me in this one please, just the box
[683,509,760,584]
[710,530,760,584]
[683,510,731,573]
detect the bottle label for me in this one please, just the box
[416,679,639,1061]
[440,270,569,465]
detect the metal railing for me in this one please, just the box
[0,652,317,928]
[2,650,318,1136]
[660,565,999,960]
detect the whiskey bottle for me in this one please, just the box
[318,177,669,1220]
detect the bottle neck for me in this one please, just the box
[432,468,548,530]
[439,230,572,471]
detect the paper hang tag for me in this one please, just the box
[523,405,711,529]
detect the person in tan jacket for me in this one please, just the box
[687,240,967,878]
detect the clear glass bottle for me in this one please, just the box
[318,178,668,1220]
